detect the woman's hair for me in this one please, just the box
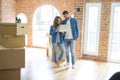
[53,16,62,29]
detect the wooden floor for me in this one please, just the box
[21,48,120,80]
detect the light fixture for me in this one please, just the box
[76,8,80,12]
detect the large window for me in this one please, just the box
[84,3,101,55]
[108,3,120,62]
[32,4,60,47]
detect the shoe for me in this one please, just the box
[63,63,69,67]
[57,61,60,67]
[72,65,75,69]
[54,65,59,68]
[53,63,59,68]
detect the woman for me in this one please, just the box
[49,16,65,68]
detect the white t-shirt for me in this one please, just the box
[65,18,73,39]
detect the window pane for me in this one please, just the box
[32,5,60,47]
[88,7,99,33]
[113,7,120,32]
[109,3,120,62]
[84,3,101,55]
[86,33,97,52]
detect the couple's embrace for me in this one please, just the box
[49,10,80,69]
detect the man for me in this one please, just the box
[62,10,80,69]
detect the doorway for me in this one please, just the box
[108,3,120,63]
[32,4,60,59]
[32,4,60,47]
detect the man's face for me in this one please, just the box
[63,14,70,20]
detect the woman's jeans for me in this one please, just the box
[64,39,76,65]
[52,42,65,63]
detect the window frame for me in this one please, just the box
[108,3,120,62]
[83,3,101,55]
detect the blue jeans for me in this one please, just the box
[64,39,76,65]
[52,42,65,63]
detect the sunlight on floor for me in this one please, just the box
[75,61,98,80]
[21,48,120,80]
[21,48,55,80]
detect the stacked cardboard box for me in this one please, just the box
[0,35,25,48]
[0,47,25,80]
[0,69,20,80]
[0,23,28,35]
[0,47,25,69]
[0,23,27,80]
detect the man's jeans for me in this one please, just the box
[64,39,76,65]
[52,42,65,63]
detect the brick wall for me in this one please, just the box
[1,0,16,22]
[74,0,84,59]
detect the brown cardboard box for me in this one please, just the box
[0,47,25,69]
[0,35,25,48]
[0,23,28,35]
[0,69,20,80]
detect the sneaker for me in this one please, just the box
[63,63,69,67]
[72,65,75,69]
[53,63,59,68]
[57,61,60,67]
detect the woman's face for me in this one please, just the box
[57,18,61,25]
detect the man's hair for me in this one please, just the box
[62,10,69,15]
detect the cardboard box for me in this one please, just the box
[0,35,25,48]
[0,69,20,80]
[0,47,25,69]
[0,23,28,35]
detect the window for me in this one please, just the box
[84,3,101,55]
[32,4,60,47]
[108,3,120,62]
[17,13,27,23]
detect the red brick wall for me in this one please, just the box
[74,1,84,59]
[1,0,16,22]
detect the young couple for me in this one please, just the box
[49,10,80,69]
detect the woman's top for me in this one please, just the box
[49,25,65,43]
